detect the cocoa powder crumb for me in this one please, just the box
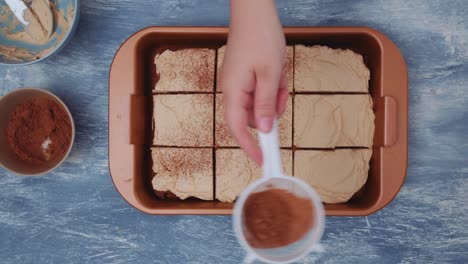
[243,188,314,248]
[6,96,72,164]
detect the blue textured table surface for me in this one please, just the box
[1,0,467,263]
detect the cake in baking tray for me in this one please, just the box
[294,149,372,203]
[151,148,213,200]
[294,45,370,93]
[294,94,375,148]
[153,94,213,147]
[151,45,374,203]
[154,48,215,92]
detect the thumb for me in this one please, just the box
[254,70,281,133]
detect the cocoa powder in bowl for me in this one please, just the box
[242,188,314,249]
[6,96,72,165]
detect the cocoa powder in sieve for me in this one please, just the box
[7,96,72,164]
[243,188,314,249]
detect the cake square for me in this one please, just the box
[216,45,294,92]
[215,45,225,92]
[215,94,292,147]
[294,149,372,203]
[285,45,294,92]
[154,48,215,92]
[294,45,370,92]
[153,94,214,147]
[294,94,374,148]
[152,148,213,200]
[215,148,293,202]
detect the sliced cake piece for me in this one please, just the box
[294,149,372,203]
[215,45,226,92]
[216,45,294,92]
[215,149,293,202]
[294,94,374,148]
[154,48,215,92]
[153,94,213,147]
[285,45,294,92]
[215,94,292,147]
[152,148,213,200]
[294,45,370,92]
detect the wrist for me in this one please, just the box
[231,0,275,6]
[230,0,277,19]
[230,0,280,31]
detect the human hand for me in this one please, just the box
[220,0,287,165]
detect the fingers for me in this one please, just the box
[276,70,289,116]
[224,95,262,165]
[254,66,282,132]
[222,66,263,165]
[276,88,289,116]
[247,108,257,128]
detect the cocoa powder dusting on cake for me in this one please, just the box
[197,51,213,90]
[157,148,210,176]
[179,49,214,91]
[193,94,214,146]
[154,49,215,92]
[152,148,212,200]
[215,94,238,146]
[153,94,213,147]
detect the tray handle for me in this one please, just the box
[129,95,149,145]
[370,28,408,214]
[374,96,397,148]
[109,31,144,187]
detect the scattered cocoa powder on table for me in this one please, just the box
[243,188,314,249]
[7,96,72,164]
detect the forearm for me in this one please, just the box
[223,0,287,161]
[230,0,282,36]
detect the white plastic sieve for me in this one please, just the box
[233,120,325,264]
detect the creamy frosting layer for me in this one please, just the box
[294,45,370,92]
[152,148,213,200]
[294,94,375,148]
[285,45,294,92]
[216,149,293,202]
[153,94,213,147]
[154,49,215,92]
[215,45,225,92]
[294,149,372,203]
[24,0,54,43]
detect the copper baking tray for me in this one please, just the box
[108,27,408,216]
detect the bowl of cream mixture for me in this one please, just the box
[0,0,79,65]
